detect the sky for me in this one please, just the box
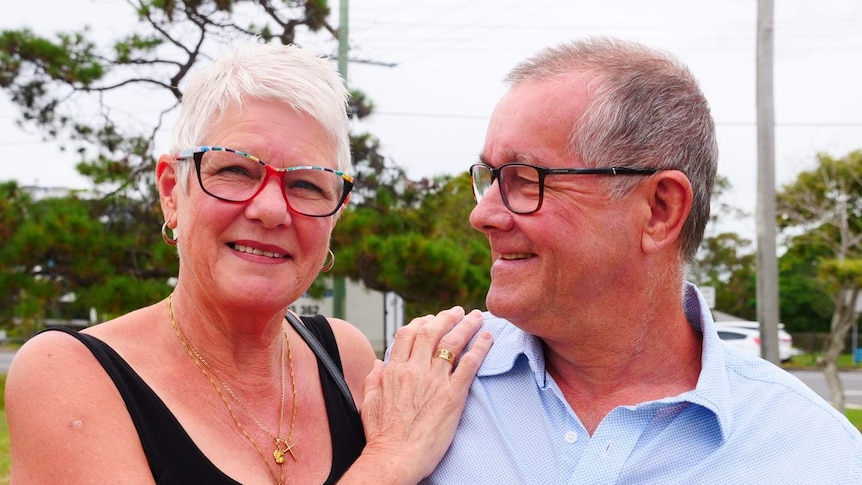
[2,0,861,240]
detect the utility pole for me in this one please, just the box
[337,0,349,83]
[332,0,349,319]
[756,0,780,364]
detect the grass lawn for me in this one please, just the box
[1,373,8,484]
[0,409,8,484]
[784,352,861,369]
[847,408,862,431]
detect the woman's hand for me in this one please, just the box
[341,307,492,484]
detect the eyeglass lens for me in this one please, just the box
[471,164,542,214]
[198,150,345,216]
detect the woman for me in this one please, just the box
[6,42,491,484]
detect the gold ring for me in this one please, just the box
[434,348,457,365]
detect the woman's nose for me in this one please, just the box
[246,175,293,227]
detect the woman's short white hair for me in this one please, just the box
[170,41,351,186]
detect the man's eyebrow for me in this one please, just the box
[478,151,537,167]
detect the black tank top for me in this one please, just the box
[44,315,365,484]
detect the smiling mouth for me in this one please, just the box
[500,253,534,261]
[230,243,289,259]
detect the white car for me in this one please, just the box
[715,321,796,362]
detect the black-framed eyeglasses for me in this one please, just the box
[175,146,354,217]
[470,162,660,215]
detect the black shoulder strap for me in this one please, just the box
[285,313,358,416]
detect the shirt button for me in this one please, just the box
[564,431,578,443]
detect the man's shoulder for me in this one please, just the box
[723,350,820,401]
[722,352,862,445]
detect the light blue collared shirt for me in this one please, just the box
[422,283,862,484]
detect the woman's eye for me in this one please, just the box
[219,165,255,178]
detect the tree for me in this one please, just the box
[332,172,490,318]
[0,182,179,335]
[777,149,862,411]
[777,241,833,333]
[0,1,492,326]
[689,175,757,318]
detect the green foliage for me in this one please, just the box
[0,180,177,334]
[333,173,490,318]
[778,151,862,234]
[716,254,757,320]
[0,28,103,87]
[695,155,862,332]
[691,174,758,318]
[777,150,862,295]
[778,242,833,332]
[818,258,862,289]
[0,409,8,482]
[845,408,862,431]
[0,28,104,136]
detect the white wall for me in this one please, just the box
[290,278,403,356]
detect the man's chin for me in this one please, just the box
[484,287,520,318]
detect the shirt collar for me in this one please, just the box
[476,315,548,387]
[679,281,734,442]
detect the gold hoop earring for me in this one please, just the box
[161,221,178,246]
[321,249,335,272]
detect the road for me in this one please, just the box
[0,349,860,408]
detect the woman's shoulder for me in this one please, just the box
[7,307,162,403]
[325,317,376,359]
[323,317,376,401]
[6,320,153,481]
[9,325,108,381]
[6,303,166,432]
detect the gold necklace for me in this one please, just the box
[167,293,298,485]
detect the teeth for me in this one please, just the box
[501,253,532,260]
[233,243,286,259]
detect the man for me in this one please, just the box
[426,37,862,483]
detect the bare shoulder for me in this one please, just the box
[6,327,152,482]
[327,318,377,402]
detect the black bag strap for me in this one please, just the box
[285,312,358,416]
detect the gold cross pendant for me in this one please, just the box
[274,438,297,464]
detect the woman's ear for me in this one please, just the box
[640,170,693,255]
[156,154,179,224]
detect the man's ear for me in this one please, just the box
[156,154,179,225]
[641,170,693,254]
